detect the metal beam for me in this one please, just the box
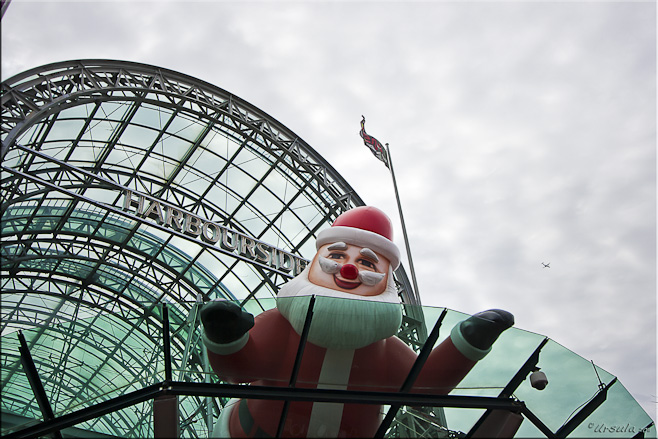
[168,381,527,410]
[6,380,527,439]
[520,405,557,438]
[554,377,617,438]
[632,421,655,439]
[0,412,116,439]
[5,383,164,439]
[17,330,63,439]
[499,337,549,399]
[153,303,180,438]
[162,303,173,382]
[467,337,549,437]
[276,295,316,437]
[1,0,12,20]
[375,308,448,437]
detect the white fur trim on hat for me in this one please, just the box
[316,226,401,270]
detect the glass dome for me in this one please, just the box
[1,59,423,438]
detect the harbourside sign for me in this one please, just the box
[122,189,308,276]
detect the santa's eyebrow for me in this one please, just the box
[327,242,348,251]
[360,248,379,262]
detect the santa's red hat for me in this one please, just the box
[316,206,401,270]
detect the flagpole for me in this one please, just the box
[385,142,421,305]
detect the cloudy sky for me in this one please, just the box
[2,0,655,422]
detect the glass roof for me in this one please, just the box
[1,60,653,438]
[1,60,422,438]
[1,297,654,438]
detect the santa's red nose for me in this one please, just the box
[340,264,359,280]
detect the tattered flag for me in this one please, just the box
[360,116,389,168]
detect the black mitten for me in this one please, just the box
[200,301,255,344]
[459,309,514,350]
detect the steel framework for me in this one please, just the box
[1,59,426,438]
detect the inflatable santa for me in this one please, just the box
[201,206,513,438]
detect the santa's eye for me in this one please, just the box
[358,258,376,270]
[327,252,345,260]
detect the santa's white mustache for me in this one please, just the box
[318,256,386,286]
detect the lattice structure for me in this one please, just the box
[1,59,423,437]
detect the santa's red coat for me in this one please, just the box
[207,308,476,438]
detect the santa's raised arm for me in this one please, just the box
[201,206,513,438]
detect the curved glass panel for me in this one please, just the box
[1,60,419,438]
[5,297,653,438]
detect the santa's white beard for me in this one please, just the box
[277,267,403,350]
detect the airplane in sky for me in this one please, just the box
[542,262,550,268]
